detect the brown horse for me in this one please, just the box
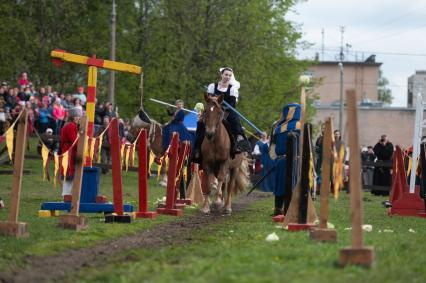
[131,109,167,184]
[201,94,250,214]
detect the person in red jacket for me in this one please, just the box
[60,107,82,199]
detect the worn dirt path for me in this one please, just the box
[0,192,270,283]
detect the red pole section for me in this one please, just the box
[165,133,179,209]
[110,118,124,215]
[136,129,157,218]
[157,132,183,216]
[175,141,192,206]
[138,129,148,212]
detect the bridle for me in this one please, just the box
[205,99,224,135]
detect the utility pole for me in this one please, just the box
[339,26,345,61]
[321,28,325,61]
[339,62,344,134]
[108,0,117,106]
[339,26,345,135]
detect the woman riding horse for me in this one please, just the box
[201,93,250,214]
[193,67,251,163]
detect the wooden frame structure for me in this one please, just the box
[51,49,142,166]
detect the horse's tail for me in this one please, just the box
[232,154,250,195]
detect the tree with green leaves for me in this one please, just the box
[377,68,393,105]
[0,0,309,131]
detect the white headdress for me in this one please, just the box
[220,67,240,90]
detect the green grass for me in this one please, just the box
[2,137,426,282]
[0,137,194,270]
[72,194,426,283]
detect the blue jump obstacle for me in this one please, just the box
[41,167,133,213]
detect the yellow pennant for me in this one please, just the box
[149,151,155,174]
[84,136,90,160]
[5,127,14,161]
[90,138,96,164]
[158,157,167,181]
[120,143,125,166]
[53,154,59,187]
[309,152,314,189]
[125,145,130,172]
[183,163,188,184]
[97,134,103,163]
[41,144,50,180]
[62,151,69,181]
[333,144,345,199]
[131,144,136,167]
[407,156,412,177]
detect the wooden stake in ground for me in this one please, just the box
[58,116,89,231]
[282,77,317,231]
[339,90,374,267]
[104,117,132,223]
[186,163,205,205]
[0,109,29,237]
[310,117,337,242]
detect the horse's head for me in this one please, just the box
[204,93,224,141]
[129,109,165,159]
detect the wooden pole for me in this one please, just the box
[319,118,332,229]
[282,85,318,231]
[347,91,363,248]
[58,116,89,230]
[8,109,28,223]
[298,86,306,174]
[157,132,183,216]
[135,129,157,218]
[309,117,337,242]
[0,109,29,237]
[70,116,88,216]
[110,117,124,215]
[104,118,132,223]
[339,89,374,267]
[175,141,192,206]
[108,0,116,106]
[85,65,97,166]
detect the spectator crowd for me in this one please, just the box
[0,72,134,170]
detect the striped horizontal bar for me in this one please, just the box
[51,50,142,74]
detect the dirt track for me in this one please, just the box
[0,192,270,283]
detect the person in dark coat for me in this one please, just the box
[372,134,394,195]
[162,100,191,150]
[361,146,376,186]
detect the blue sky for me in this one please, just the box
[287,0,426,106]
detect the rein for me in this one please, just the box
[206,100,224,133]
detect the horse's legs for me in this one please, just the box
[224,171,235,214]
[214,163,229,208]
[201,169,214,214]
[159,163,168,187]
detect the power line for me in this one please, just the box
[353,22,426,46]
[305,46,426,57]
[321,81,407,88]
[354,3,426,38]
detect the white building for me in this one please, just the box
[407,70,426,108]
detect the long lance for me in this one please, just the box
[149,98,198,114]
[222,100,263,135]
[246,155,286,196]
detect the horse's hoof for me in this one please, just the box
[159,180,167,187]
[200,207,211,214]
[222,207,232,215]
[212,200,223,211]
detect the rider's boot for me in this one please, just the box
[192,121,205,164]
[222,120,240,157]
